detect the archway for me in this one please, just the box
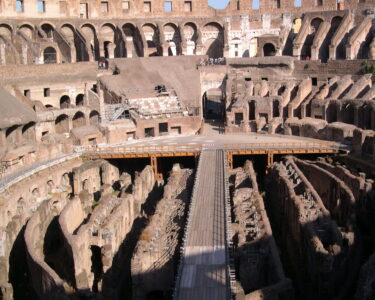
[183,22,197,55]
[202,89,224,120]
[203,22,224,58]
[72,111,86,128]
[22,122,36,142]
[43,47,57,64]
[55,114,69,133]
[81,24,99,60]
[41,23,54,38]
[19,24,34,40]
[76,94,84,106]
[143,23,160,56]
[263,43,276,56]
[89,110,100,125]
[163,23,180,56]
[6,125,20,145]
[60,95,71,109]
[122,23,143,57]
[301,17,323,59]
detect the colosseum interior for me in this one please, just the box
[0,0,375,299]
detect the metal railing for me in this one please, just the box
[223,150,236,299]
[172,149,203,300]
[77,140,345,157]
[0,153,80,193]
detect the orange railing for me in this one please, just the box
[79,140,345,156]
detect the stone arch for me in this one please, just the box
[142,23,160,56]
[122,23,143,57]
[43,46,57,64]
[263,43,276,56]
[61,23,88,62]
[19,23,34,40]
[6,125,20,145]
[40,23,55,38]
[81,23,99,60]
[202,22,224,58]
[72,111,86,128]
[55,114,70,133]
[76,93,85,106]
[163,23,180,56]
[301,17,323,59]
[319,16,343,62]
[22,122,36,142]
[60,23,75,41]
[89,110,100,125]
[100,23,120,58]
[59,95,71,108]
[100,23,116,43]
[0,23,13,41]
[183,22,198,55]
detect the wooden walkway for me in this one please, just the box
[175,150,230,300]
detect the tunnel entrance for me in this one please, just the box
[202,89,225,121]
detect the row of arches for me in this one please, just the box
[58,94,85,109]
[55,110,100,134]
[325,101,375,130]
[3,121,36,147]
[1,20,225,63]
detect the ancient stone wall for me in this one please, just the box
[230,161,292,298]
[132,164,193,299]
[266,157,354,299]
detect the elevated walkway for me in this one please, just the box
[173,149,232,300]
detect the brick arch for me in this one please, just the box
[42,45,60,64]
[60,22,76,31]
[162,21,179,29]
[39,21,56,29]
[80,22,98,32]
[0,23,14,33]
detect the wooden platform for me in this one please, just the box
[176,150,230,300]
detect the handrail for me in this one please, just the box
[78,141,344,156]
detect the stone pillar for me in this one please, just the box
[126,37,134,58]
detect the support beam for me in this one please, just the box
[267,151,274,167]
[227,151,233,169]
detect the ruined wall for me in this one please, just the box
[132,165,193,299]
[230,161,292,298]
[293,157,356,225]
[0,157,80,299]
[266,157,353,299]
[24,199,69,300]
